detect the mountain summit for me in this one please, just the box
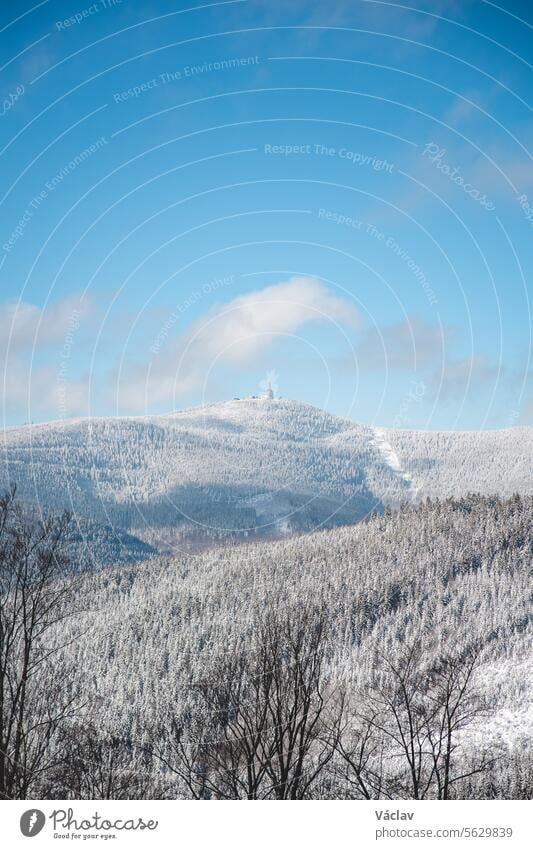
[2,398,531,559]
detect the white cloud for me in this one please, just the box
[0,294,93,420]
[118,277,358,409]
[0,294,91,355]
[187,276,358,363]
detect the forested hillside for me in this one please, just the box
[1,399,532,560]
[4,493,528,800]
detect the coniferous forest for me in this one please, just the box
[1,487,531,800]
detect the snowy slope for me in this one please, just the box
[1,398,531,557]
[379,425,533,499]
[59,496,532,769]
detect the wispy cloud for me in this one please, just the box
[1,294,93,420]
[118,276,358,409]
[243,0,463,35]
[426,354,501,401]
[0,294,90,354]
[355,315,451,371]
[338,315,507,409]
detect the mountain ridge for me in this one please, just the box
[1,398,531,563]
[4,395,531,435]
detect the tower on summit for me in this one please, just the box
[259,369,278,399]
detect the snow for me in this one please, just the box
[52,494,533,778]
[1,398,531,556]
[371,427,412,484]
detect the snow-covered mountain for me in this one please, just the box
[1,398,531,560]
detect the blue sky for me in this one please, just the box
[0,0,532,429]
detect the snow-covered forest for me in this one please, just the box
[1,488,531,800]
[2,399,532,562]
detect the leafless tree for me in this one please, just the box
[0,486,82,799]
[259,606,343,799]
[423,648,495,798]
[48,721,155,799]
[156,604,343,799]
[335,698,390,799]
[336,642,495,799]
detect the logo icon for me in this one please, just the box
[20,810,45,837]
